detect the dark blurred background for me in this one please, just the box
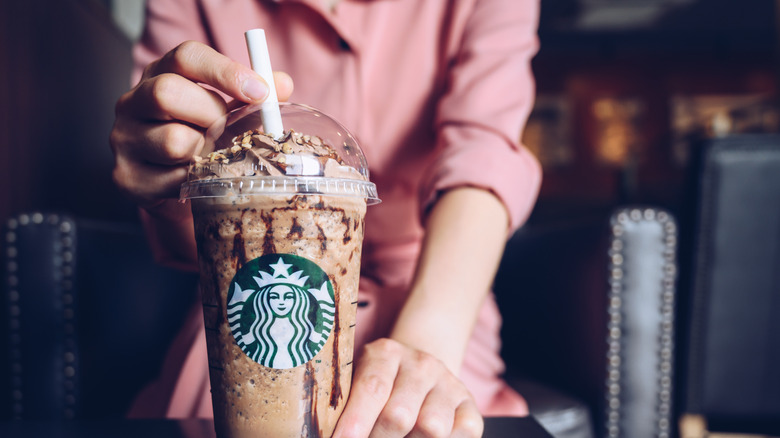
[527,0,779,225]
[0,0,140,223]
[1,0,778,225]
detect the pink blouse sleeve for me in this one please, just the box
[421,0,542,232]
[132,0,211,84]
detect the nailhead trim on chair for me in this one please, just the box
[606,208,677,438]
[5,213,78,420]
[58,215,77,420]
[6,216,22,420]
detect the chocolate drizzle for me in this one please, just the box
[330,280,342,408]
[342,216,352,244]
[288,217,304,239]
[260,210,276,255]
[201,221,225,324]
[316,224,327,253]
[232,219,247,269]
[302,362,321,437]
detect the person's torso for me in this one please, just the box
[197,0,477,257]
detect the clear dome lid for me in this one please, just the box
[180,102,379,204]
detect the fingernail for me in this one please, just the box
[241,77,268,101]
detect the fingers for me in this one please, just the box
[112,153,190,205]
[335,340,401,438]
[273,71,294,102]
[143,41,269,103]
[128,42,293,126]
[110,117,204,205]
[405,375,482,438]
[131,122,205,165]
[120,73,228,127]
[371,351,441,437]
[333,339,483,438]
[111,40,296,208]
[450,400,484,438]
[405,385,457,438]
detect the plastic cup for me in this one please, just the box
[180,102,379,438]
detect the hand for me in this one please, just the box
[110,40,294,209]
[334,338,484,438]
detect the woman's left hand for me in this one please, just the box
[333,338,484,438]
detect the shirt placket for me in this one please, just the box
[271,0,367,152]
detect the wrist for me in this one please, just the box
[390,301,474,372]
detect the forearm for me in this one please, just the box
[389,187,509,372]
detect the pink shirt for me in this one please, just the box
[131,0,541,418]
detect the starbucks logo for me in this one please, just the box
[227,254,335,369]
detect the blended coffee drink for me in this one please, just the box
[181,103,379,438]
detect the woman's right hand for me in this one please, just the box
[110,40,293,210]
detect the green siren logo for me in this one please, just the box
[227,254,335,369]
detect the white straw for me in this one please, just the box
[245,29,284,139]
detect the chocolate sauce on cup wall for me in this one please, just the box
[181,103,379,438]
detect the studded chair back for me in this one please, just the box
[606,208,677,438]
[495,207,678,438]
[0,213,199,420]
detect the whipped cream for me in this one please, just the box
[189,129,365,181]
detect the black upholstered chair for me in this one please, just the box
[496,206,678,438]
[678,135,780,435]
[0,213,199,420]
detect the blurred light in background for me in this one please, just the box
[104,0,145,42]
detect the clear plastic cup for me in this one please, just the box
[181,102,379,438]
